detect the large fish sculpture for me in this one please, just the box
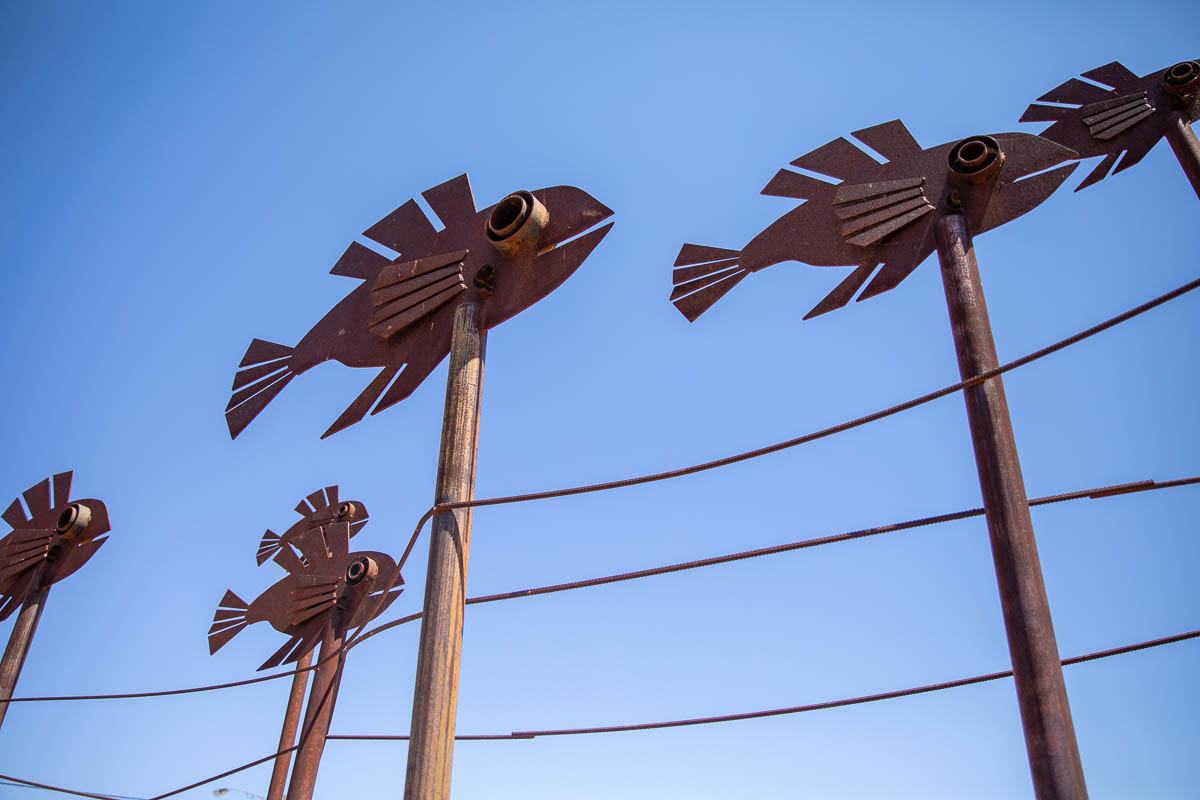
[0,471,111,620]
[208,519,403,671]
[227,174,614,439]
[670,120,1078,322]
[254,485,368,566]
[1021,59,1200,191]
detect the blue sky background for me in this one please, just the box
[0,2,1197,798]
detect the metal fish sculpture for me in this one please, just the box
[670,120,1078,322]
[255,485,368,566]
[1021,59,1200,191]
[208,521,403,671]
[0,471,111,620]
[227,174,614,439]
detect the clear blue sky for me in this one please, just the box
[1,2,1197,798]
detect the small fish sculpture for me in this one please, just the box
[670,120,1077,322]
[1021,59,1200,191]
[255,485,368,566]
[0,471,111,620]
[227,174,614,439]
[209,516,402,671]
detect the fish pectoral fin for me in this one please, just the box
[369,251,468,340]
[321,363,404,439]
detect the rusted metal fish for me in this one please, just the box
[670,120,1077,321]
[0,471,111,620]
[255,485,368,566]
[1021,59,1200,191]
[226,175,614,439]
[208,499,402,671]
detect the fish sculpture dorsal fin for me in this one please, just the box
[369,250,468,339]
[421,174,477,228]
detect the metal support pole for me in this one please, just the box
[935,213,1088,800]
[1164,110,1200,201]
[404,302,486,800]
[285,630,344,800]
[267,648,313,800]
[0,568,49,731]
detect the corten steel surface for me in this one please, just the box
[267,648,312,800]
[207,487,401,671]
[226,175,614,439]
[935,213,1087,799]
[1021,59,1200,196]
[404,302,485,800]
[285,626,344,800]
[0,472,111,730]
[672,125,1088,797]
[669,119,1077,322]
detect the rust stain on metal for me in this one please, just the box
[226,175,614,439]
[0,472,111,620]
[1021,59,1200,190]
[669,120,1077,322]
[207,487,402,671]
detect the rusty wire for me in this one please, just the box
[375,273,1200,601]
[5,627,1196,799]
[6,474,1197,705]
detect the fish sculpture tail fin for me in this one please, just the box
[208,590,250,654]
[226,339,298,439]
[256,528,284,566]
[670,244,750,322]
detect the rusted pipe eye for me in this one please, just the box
[337,501,356,520]
[1163,60,1200,96]
[948,135,1004,185]
[345,556,378,586]
[486,190,549,259]
[56,503,91,542]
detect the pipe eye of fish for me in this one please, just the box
[55,503,91,542]
[337,501,356,520]
[345,556,378,585]
[948,135,1004,185]
[1164,60,1200,88]
[486,190,549,259]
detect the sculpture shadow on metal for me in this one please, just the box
[207,487,402,671]
[1021,59,1200,191]
[0,472,111,620]
[226,175,615,439]
[669,120,1078,322]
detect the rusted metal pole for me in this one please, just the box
[1164,110,1200,200]
[285,630,344,800]
[935,213,1088,800]
[404,302,486,800]
[0,567,49,731]
[267,648,313,800]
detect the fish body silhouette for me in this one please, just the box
[0,471,111,620]
[1021,59,1200,191]
[227,174,614,439]
[208,519,402,671]
[255,485,368,566]
[670,120,1078,322]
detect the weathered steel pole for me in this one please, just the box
[404,301,486,800]
[1164,110,1200,200]
[285,629,345,800]
[0,568,49,731]
[935,212,1088,800]
[267,649,313,800]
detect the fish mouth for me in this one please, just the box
[528,185,615,254]
[972,132,1079,233]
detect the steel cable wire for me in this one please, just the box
[5,627,1196,799]
[358,274,1200,641]
[5,475,1197,704]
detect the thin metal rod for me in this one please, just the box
[404,302,486,800]
[1164,110,1200,201]
[267,648,313,800]
[0,568,49,731]
[285,631,344,800]
[935,213,1088,800]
